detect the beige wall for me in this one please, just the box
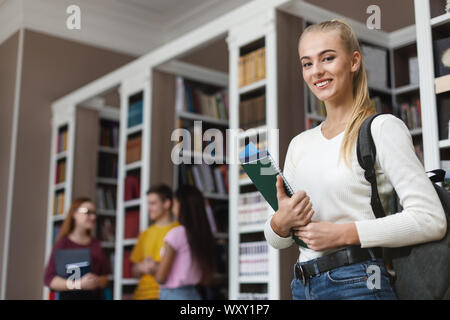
[0,31,19,297]
[305,0,415,32]
[5,29,135,299]
[179,36,228,73]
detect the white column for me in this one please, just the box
[414,0,440,171]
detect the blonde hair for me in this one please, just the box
[299,19,376,168]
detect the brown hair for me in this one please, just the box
[175,185,216,285]
[299,19,376,168]
[56,197,94,242]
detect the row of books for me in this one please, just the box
[178,164,229,195]
[237,293,269,300]
[124,175,140,201]
[99,121,119,149]
[53,192,65,216]
[98,153,118,179]
[362,44,388,89]
[177,125,227,156]
[123,250,133,278]
[52,224,61,244]
[371,96,393,115]
[239,241,268,277]
[175,77,229,121]
[238,47,266,88]
[98,217,115,242]
[124,210,139,239]
[398,99,422,130]
[239,192,270,226]
[55,160,66,184]
[128,100,143,128]
[96,186,117,210]
[414,141,424,167]
[305,118,322,130]
[126,136,142,164]
[57,128,68,154]
[239,94,266,130]
[107,252,115,275]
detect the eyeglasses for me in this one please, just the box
[77,207,97,217]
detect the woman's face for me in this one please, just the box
[73,201,97,232]
[299,30,360,104]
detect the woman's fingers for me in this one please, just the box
[276,175,288,202]
[290,190,307,206]
[293,200,312,216]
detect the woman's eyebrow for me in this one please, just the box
[300,49,337,61]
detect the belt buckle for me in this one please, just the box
[295,262,306,285]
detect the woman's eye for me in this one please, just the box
[323,56,335,62]
[303,62,312,68]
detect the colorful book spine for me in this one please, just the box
[239,241,268,277]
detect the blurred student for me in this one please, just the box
[44,197,110,300]
[148,185,216,300]
[130,184,179,300]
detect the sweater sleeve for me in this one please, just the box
[354,115,447,248]
[264,137,297,249]
[43,238,65,287]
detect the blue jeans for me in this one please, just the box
[159,285,202,300]
[291,257,398,300]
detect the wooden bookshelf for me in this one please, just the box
[95,112,120,298]
[45,118,71,300]
[114,80,148,299]
[44,101,120,299]
[166,57,230,299]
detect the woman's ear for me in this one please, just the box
[350,51,361,73]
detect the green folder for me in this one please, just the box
[239,142,308,248]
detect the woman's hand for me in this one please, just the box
[271,175,314,237]
[294,221,360,251]
[80,273,100,290]
[146,258,159,276]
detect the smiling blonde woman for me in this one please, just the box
[264,19,446,300]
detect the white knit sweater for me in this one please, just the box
[264,114,447,262]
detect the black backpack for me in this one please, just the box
[356,112,450,300]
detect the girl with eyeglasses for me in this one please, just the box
[44,197,110,299]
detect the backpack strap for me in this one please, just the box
[428,169,446,183]
[356,113,386,219]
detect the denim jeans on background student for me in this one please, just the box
[291,257,398,300]
[159,285,202,300]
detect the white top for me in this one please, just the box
[264,114,447,263]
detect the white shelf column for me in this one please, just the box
[414,0,440,171]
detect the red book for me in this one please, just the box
[125,211,139,239]
[124,175,140,201]
[123,250,133,278]
[219,165,229,193]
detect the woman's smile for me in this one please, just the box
[314,78,333,89]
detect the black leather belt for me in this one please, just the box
[295,246,383,285]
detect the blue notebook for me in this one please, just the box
[54,248,91,279]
